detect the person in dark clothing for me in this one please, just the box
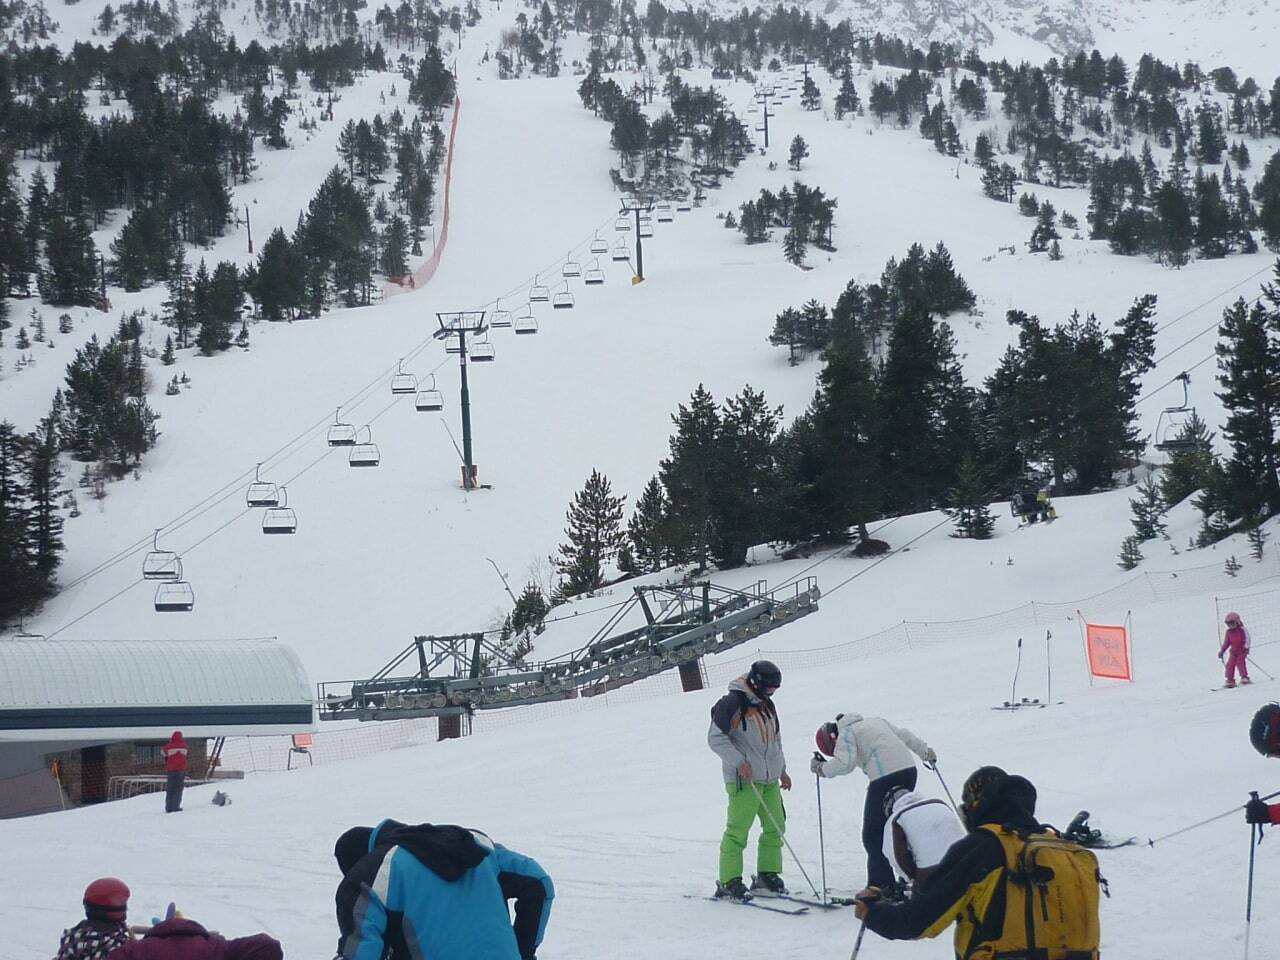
[55,878,132,960]
[161,731,188,813]
[1246,702,1280,826]
[333,819,553,960]
[107,919,280,960]
[854,767,1081,958]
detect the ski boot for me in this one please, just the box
[750,872,787,895]
[1227,680,1237,688]
[1242,677,1253,685]
[1064,811,1103,847]
[714,877,753,901]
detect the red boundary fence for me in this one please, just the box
[383,95,461,299]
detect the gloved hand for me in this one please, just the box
[1246,797,1273,825]
[1219,651,1226,661]
[853,887,881,920]
[924,748,937,764]
[810,755,825,775]
[736,761,753,780]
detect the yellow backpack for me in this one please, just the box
[964,826,1105,960]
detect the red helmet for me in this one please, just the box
[815,722,838,757]
[83,877,129,922]
[1226,612,1243,627]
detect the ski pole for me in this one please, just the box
[1245,809,1259,960]
[926,760,957,809]
[815,753,828,906]
[1248,656,1275,681]
[749,780,822,900]
[1147,788,1280,846]
[850,920,867,960]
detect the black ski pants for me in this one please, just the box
[164,771,185,812]
[863,766,917,889]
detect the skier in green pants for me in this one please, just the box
[707,660,792,900]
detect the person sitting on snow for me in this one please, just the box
[881,787,966,894]
[811,713,936,894]
[333,820,553,960]
[108,914,280,960]
[1219,611,1252,688]
[54,878,132,960]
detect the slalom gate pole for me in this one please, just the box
[1248,656,1276,681]
[750,781,821,899]
[816,763,829,905]
[926,761,957,809]
[1011,637,1023,704]
[850,919,868,960]
[1147,788,1280,846]
[1245,809,1259,960]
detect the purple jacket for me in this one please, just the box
[107,921,280,960]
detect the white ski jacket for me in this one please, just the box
[816,713,932,781]
[882,790,966,883]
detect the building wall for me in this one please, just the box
[49,739,208,806]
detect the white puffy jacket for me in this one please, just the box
[882,790,966,882]
[817,713,932,781]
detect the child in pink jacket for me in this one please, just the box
[1219,611,1251,688]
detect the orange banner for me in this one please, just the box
[1085,622,1132,681]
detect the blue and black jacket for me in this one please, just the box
[334,820,554,960]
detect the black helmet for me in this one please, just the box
[1250,703,1280,758]
[959,765,1008,827]
[747,660,782,692]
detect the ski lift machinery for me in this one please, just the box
[1154,372,1198,453]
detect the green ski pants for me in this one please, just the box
[718,781,785,883]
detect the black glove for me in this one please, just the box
[1246,798,1272,825]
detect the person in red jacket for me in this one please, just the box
[160,731,188,813]
[1219,611,1251,688]
[1246,703,1280,826]
[107,918,280,960]
[55,878,132,960]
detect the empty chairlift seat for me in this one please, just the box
[470,339,496,362]
[513,312,539,335]
[552,283,575,310]
[614,216,631,232]
[390,358,417,395]
[529,275,550,302]
[348,426,381,467]
[246,462,279,508]
[611,239,630,262]
[261,486,297,534]
[656,202,674,222]
[444,333,462,354]
[590,235,609,255]
[415,374,444,411]
[639,222,654,238]
[584,259,605,285]
[142,531,182,580]
[154,579,195,613]
[562,257,581,278]
[327,408,357,447]
[490,308,513,329]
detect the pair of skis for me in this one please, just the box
[690,890,857,915]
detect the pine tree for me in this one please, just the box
[1153,181,1194,267]
[769,307,803,364]
[946,454,995,539]
[1214,291,1280,522]
[1257,150,1280,252]
[834,69,860,119]
[42,212,99,306]
[783,223,806,266]
[627,475,668,573]
[1247,522,1269,560]
[15,326,29,349]
[163,246,194,346]
[709,386,781,568]
[1128,475,1167,541]
[510,583,549,637]
[788,135,809,171]
[556,469,626,596]
[1225,554,1242,577]
[0,422,35,624]
[1160,413,1215,506]
[800,75,821,111]
[1117,535,1143,570]
[1028,203,1060,253]
[161,334,175,365]
[24,415,64,595]
[659,385,721,570]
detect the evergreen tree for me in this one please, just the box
[16,326,29,349]
[0,422,35,625]
[510,583,549,637]
[251,227,305,321]
[833,69,860,119]
[1128,474,1166,541]
[1247,521,1269,561]
[380,216,410,277]
[1194,173,1231,258]
[946,454,995,539]
[1153,181,1194,267]
[1213,291,1280,521]
[161,335,175,365]
[163,246,194,346]
[555,469,626,596]
[1159,413,1215,506]
[24,415,64,594]
[1028,202,1060,253]
[626,475,668,574]
[1257,150,1280,252]
[800,75,821,111]
[709,386,781,568]
[788,135,809,171]
[783,223,806,266]
[769,307,803,364]
[42,212,99,306]
[1117,535,1143,570]
[658,386,720,570]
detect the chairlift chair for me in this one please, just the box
[552,282,575,310]
[514,313,539,335]
[676,200,692,212]
[562,256,582,278]
[614,216,631,232]
[327,407,357,446]
[262,486,297,534]
[584,259,606,285]
[611,239,630,261]
[639,222,653,238]
[415,374,444,411]
[1154,372,1198,454]
[348,426,381,467]
[390,358,417,395]
[154,579,195,613]
[444,333,462,354]
[590,235,609,255]
[529,274,550,302]
[656,203,674,223]
[142,530,183,581]
[245,463,280,508]
[490,306,513,328]
[470,338,496,362]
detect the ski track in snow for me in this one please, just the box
[3,1,1280,957]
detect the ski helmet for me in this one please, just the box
[815,721,839,757]
[960,765,1008,825]
[83,878,129,922]
[747,660,782,693]
[1250,703,1280,758]
[882,785,911,819]
[1226,611,1243,627]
